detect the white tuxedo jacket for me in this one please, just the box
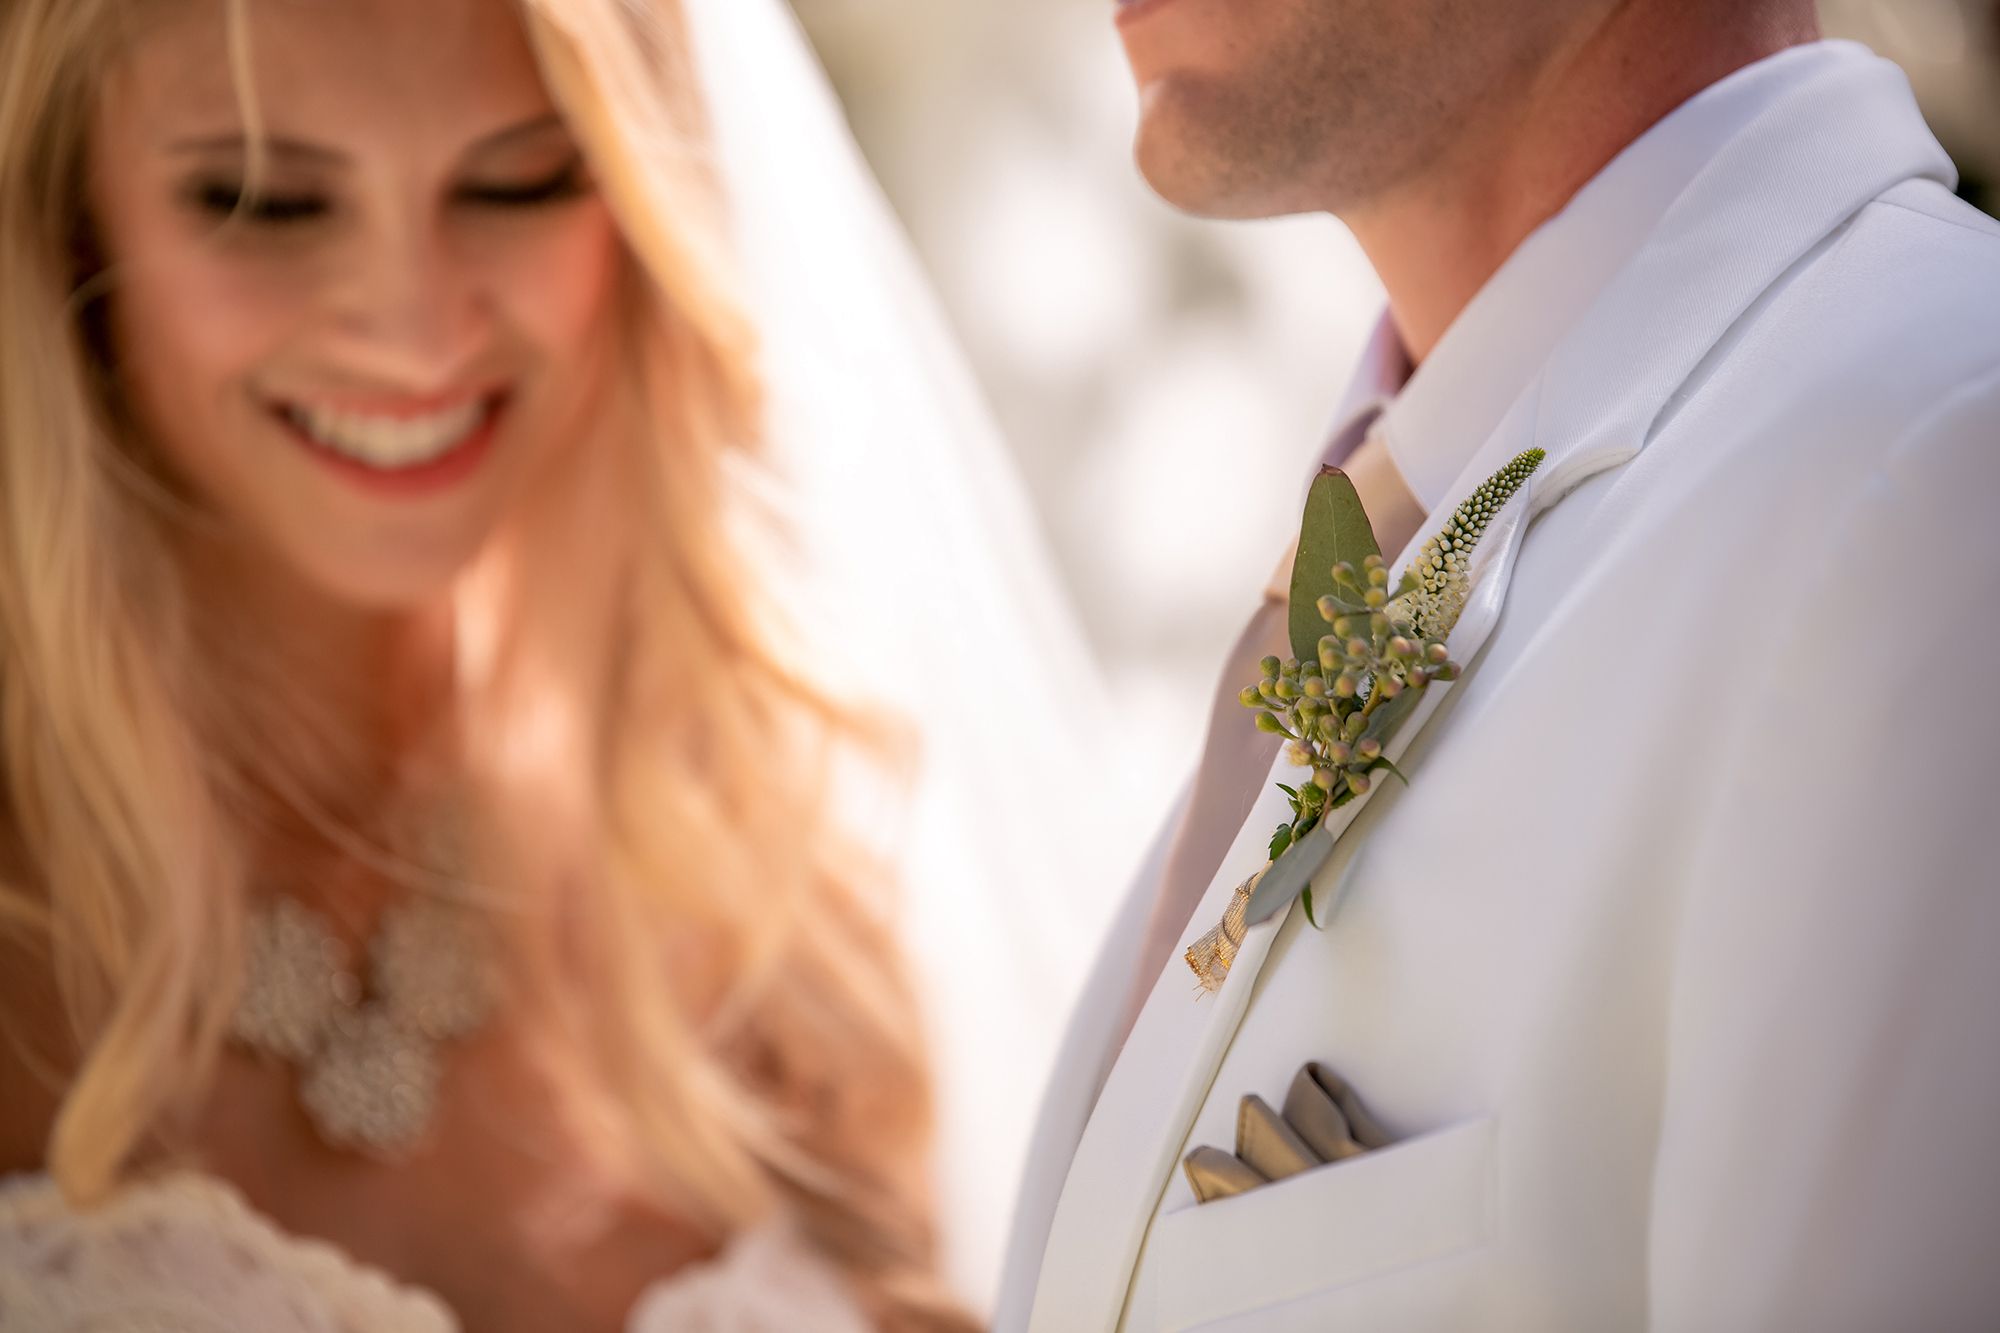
[998,44,2000,1333]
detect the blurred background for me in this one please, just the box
[779,0,2000,1307]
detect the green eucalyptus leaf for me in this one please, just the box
[1302,883,1319,928]
[1289,467,1382,664]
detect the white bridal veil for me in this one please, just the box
[680,0,1126,1305]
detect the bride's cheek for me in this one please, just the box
[498,202,625,355]
[103,233,313,469]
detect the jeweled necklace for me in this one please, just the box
[231,889,500,1158]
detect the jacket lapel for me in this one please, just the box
[1028,746,1299,1331]
[994,790,1188,1332]
[1014,49,1950,1333]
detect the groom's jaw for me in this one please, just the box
[1114,0,1429,220]
[1112,0,1628,226]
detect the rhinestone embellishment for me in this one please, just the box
[233,894,498,1157]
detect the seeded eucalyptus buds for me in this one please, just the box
[1240,575,1447,821]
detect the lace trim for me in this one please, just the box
[0,1170,457,1333]
[626,1222,874,1333]
[0,1170,870,1332]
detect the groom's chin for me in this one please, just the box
[1132,79,1320,222]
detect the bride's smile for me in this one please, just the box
[271,390,507,482]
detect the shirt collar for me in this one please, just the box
[1369,39,1873,510]
[1317,310,1413,470]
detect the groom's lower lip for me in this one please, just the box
[1115,0,1182,29]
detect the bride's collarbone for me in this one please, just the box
[190,1032,717,1332]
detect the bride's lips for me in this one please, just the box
[268,390,509,500]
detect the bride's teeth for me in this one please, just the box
[289,400,486,469]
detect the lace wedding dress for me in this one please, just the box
[0,1171,874,1332]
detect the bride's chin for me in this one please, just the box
[266,529,497,616]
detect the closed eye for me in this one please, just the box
[189,181,328,225]
[457,161,591,209]
[177,159,591,229]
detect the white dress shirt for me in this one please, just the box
[1380,38,1866,511]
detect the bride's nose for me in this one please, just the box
[321,214,493,388]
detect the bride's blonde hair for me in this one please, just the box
[0,0,961,1324]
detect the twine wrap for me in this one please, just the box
[1185,864,1266,994]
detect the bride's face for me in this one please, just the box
[87,0,624,609]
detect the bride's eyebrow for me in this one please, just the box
[161,113,572,167]
[164,133,345,165]
[464,112,570,156]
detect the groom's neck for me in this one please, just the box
[1341,0,1819,366]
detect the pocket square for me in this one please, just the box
[1183,1062,1393,1204]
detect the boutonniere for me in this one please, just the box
[1185,447,1545,993]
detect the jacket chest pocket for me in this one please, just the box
[1142,1116,1498,1330]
